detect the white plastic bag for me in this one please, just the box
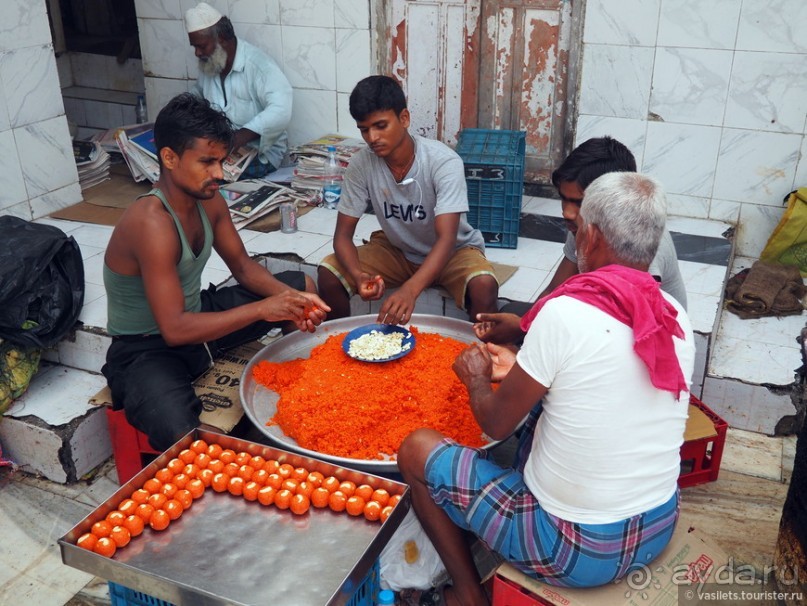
[379,509,449,591]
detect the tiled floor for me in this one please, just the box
[1,195,804,604]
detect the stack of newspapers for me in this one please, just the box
[221,181,309,230]
[114,124,258,183]
[72,140,111,190]
[289,133,365,191]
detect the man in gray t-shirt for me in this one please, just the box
[474,136,687,345]
[317,76,499,324]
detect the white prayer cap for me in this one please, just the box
[185,2,223,34]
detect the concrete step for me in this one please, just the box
[1,364,111,483]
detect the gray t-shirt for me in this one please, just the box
[338,134,484,264]
[563,229,688,309]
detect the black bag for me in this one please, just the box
[0,216,85,348]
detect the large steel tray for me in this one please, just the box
[240,314,484,474]
[59,430,409,606]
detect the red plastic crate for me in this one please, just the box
[492,573,553,606]
[105,407,160,484]
[678,395,728,489]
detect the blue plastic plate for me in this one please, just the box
[342,323,415,362]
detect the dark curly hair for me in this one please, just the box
[551,136,637,190]
[349,75,407,121]
[153,93,233,167]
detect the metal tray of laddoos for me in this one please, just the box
[240,314,484,474]
[59,430,410,606]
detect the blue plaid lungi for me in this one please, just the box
[424,405,680,588]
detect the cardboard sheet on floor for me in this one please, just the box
[90,341,262,433]
[50,169,151,226]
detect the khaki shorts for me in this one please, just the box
[320,230,497,310]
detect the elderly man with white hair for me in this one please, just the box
[185,2,292,178]
[397,172,696,605]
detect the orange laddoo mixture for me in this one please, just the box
[252,328,487,460]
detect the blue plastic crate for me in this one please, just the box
[456,129,526,249]
[346,559,380,606]
[107,559,379,606]
[108,582,174,606]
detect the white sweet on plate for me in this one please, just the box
[348,330,412,361]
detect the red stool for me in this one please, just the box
[105,407,160,484]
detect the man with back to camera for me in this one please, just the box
[473,136,686,344]
[398,172,695,604]
[102,93,328,451]
[185,2,292,179]
[317,75,499,325]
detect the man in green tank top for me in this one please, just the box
[102,93,329,451]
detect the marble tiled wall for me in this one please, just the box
[0,0,81,220]
[575,0,807,258]
[135,0,372,151]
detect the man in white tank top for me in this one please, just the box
[398,172,695,604]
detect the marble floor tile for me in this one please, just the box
[68,224,113,249]
[679,260,729,297]
[667,216,734,239]
[485,238,564,271]
[81,250,105,286]
[720,428,783,481]
[297,206,340,236]
[717,307,805,350]
[499,267,551,302]
[82,282,106,305]
[5,365,107,426]
[77,296,107,329]
[522,195,561,217]
[355,214,382,241]
[685,291,721,334]
[709,335,801,386]
[77,243,104,262]
[35,217,84,233]
[0,475,97,605]
[304,241,333,265]
[245,230,331,261]
[672,232,732,265]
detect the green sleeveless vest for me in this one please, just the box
[104,189,213,336]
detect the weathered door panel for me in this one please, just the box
[381,0,580,184]
[386,0,481,144]
[479,0,573,181]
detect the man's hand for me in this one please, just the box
[452,342,493,387]
[486,343,518,382]
[357,273,385,301]
[298,293,330,333]
[473,312,525,344]
[231,128,259,152]
[260,290,328,332]
[377,285,417,325]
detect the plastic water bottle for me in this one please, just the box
[322,145,342,210]
[376,589,396,605]
[135,95,147,124]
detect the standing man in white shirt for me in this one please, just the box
[185,2,292,178]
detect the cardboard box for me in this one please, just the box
[491,516,730,606]
[91,340,263,434]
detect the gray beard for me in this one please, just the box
[199,44,228,77]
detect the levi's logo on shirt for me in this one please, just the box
[383,201,427,222]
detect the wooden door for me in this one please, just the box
[380,0,581,183]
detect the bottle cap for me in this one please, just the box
[377,589,395,605]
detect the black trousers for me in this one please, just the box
[102,272,305,451]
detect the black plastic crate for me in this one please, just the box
[456,129,526,249]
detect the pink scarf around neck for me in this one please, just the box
[520,264,688,396]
